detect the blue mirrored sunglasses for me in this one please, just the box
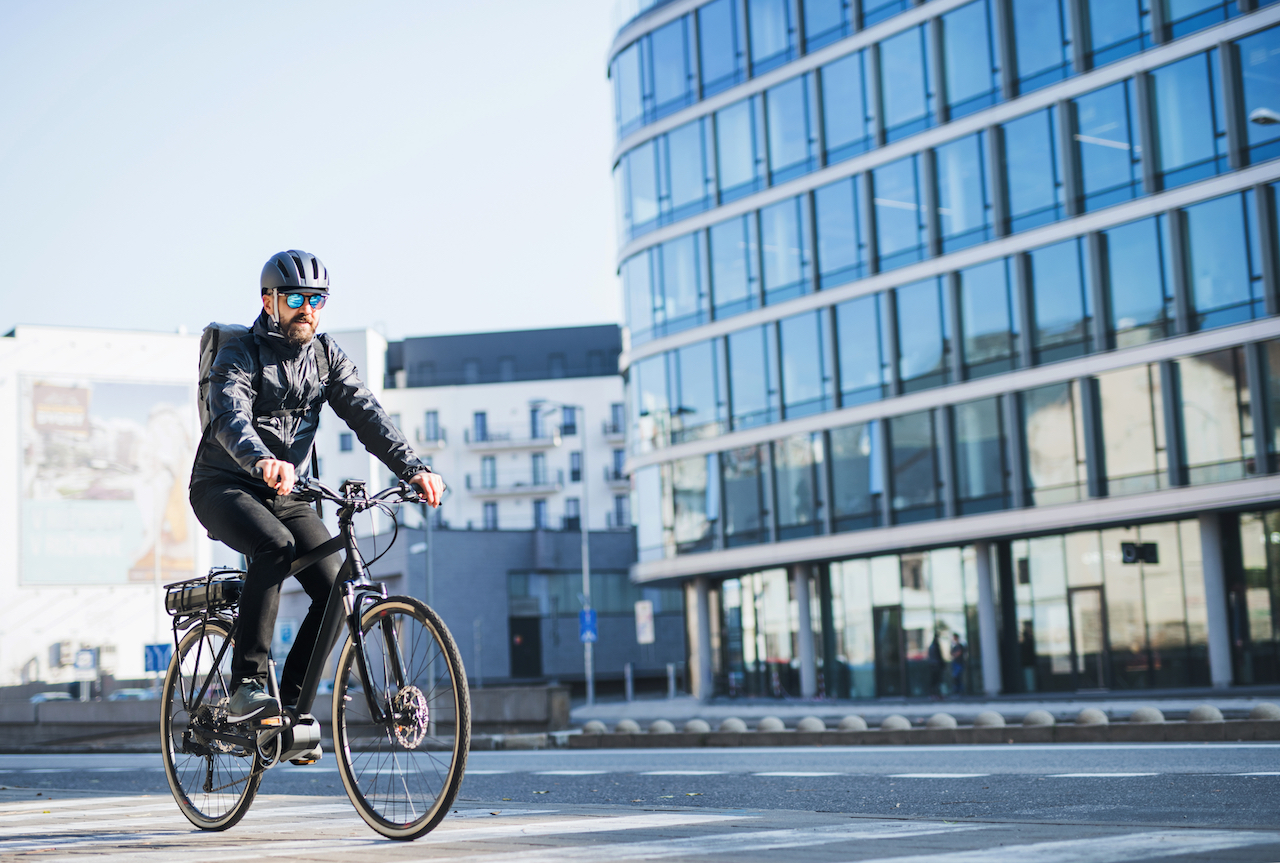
[284,293,326,309]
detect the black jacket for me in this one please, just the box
[190,312,428,492]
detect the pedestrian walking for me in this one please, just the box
[950,633,966,695]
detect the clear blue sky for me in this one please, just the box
[0,2,619,341]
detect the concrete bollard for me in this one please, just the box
[615,719,641,734]
[973,711,1006,727]
[1128,706,1165,723]
[684,719,711,733]
[756,716,786,732]
[1022,710,1055,727]
[1188,704,1224,722]
[1250,702,1280,721]
[718,717,747,733]
[624,663,634,703]
[582,720,607,735]
[1076,708,1109,725]
[796,716,826,732]
[649,719,675,734]
[838,715,868,731]
[926,713,957,729]
[880,714,911,731]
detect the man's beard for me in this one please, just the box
[283,320,315,348]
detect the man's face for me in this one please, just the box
[262,291,323,347]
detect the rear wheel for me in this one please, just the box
[333,597,470,840]
[161,621,263,830]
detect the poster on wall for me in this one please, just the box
[20,377,197,585]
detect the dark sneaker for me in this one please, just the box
[226,678,280,725]
[289,742,322,766]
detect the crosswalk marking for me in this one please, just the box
[888,773,989,779]
[848,829,1280,863]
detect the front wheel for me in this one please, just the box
[333,596,470,840]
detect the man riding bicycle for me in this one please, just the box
[188,250,444,739]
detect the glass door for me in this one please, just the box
[1068,586,1109,689]
[872,605,905,697]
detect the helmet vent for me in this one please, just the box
[289,254,306,282]
[275,259,290,281]
[311,257,320,280]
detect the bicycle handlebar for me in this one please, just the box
[290,475,422,508]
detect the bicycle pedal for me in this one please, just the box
[257,715,282,727]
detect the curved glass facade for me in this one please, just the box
[613,0,1280,698]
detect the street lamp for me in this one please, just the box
[536,400,594,706]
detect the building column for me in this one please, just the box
[1199,513,1234,689]
[692,577,715,701]
[974,541,1004,697]
[792,564,818,698]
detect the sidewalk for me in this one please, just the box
[571,687,1280,727]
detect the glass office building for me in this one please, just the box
[611,0,1280,698]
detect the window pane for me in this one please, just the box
[1028,237,1091,363]
[635,465,666,560]
[873,155,926,271]
[879,25,933,142]
[1097,363,1167,495]
[779,310,832,418]
[890,410,941,523]
[1165,0,1237,39]
[614,43,644,137]
[709,214,760,319]
[815,175,867,288]
[1022,381,1087,504]
[941,0,1000,119]
[716,98,765,202]
[632,354,670,454]
[1239,26,1280,163]
[1178,349,1251,485]
[1184,193,1261,330]
[728,325,779,429]
[804,0,850,51]
[1266,341,1280,472]
[666,119,712,221]
[672,340,725,443]
[820,52,874,164]
[760,196,812,304]
[650,17,694,119]
[829,421,884,531]
[1003,108,1063,233]
[896,277,950,393]
[954,397,1008,514]
[722,446,766,546]
[657,234,706,335]
[622,251,654,344]
[1087,0,1150,66]
[1073,80,1143,212]
[698,0,746,97]
[774,433,822,539]
[958,258,1017,379]
[672,454,715,553]
[766,75,817,184]
[1010,0,1072,93]
[1150,52,1226,188]
[835,293,889,405]
[862,0,911,28]
[626,141,660,237]
[935,132,992,252]
[1103,216,1172,348]
[747,0,794,74]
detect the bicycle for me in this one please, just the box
[159,477,469,840]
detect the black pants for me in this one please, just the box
[189,479,341,706]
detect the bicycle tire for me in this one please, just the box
[333,596,470,840]
[161,620,264,830]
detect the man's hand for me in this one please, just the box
[409,471,445,507]
[257,458,297,496]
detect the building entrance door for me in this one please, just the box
[872,605,905,697]
[1068,587,1109,690]
[509,617,543,678]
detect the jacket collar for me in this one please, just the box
[253,310,306,360]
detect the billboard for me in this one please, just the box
[21,378,197,585]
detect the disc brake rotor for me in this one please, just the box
[390,685,429,749]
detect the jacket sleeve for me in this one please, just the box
[323,336,431,480]
[207,337,275,473]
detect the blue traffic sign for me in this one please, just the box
[579,609,598,644]
[144,643,172,673]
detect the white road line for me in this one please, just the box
[0,803,356,838]
[465,769,513,775]
[753,771,844,777]
[534,770,611,776]
[1238,771,1280,776]
[639,770,727,776]
[1046,772,1160,778]
[844,829,1280,863]
[888,773,990,779]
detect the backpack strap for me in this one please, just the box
[314,333,332,393]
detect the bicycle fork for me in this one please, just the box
[345,584,410,726]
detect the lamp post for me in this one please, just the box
[538,401,594,705]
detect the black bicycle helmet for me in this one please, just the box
[261,250,329,294]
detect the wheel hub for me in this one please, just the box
[390,685,429,748]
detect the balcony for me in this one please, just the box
[464,424,562,452]
[602,419,626,444]
[603,465,630,490]
[413,427,447,452]
[466,468,564,497]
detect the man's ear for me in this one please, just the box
[261,292,272,314]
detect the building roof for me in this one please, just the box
[385,324,622,388]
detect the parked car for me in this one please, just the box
[29,691,73,703]
[106,688,157,701]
